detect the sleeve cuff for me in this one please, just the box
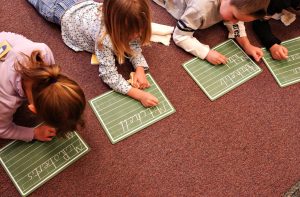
[265,38,281,49]
[19,126,35,141]
[173,27,210,59]
[225,21,247,38]
[130,55,149,70]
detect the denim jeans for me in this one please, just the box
[28,0,89,25]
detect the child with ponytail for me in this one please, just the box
[0,32,86,141]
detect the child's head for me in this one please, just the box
[101,0,152,64]
[16,51,86,137]
[220,0,270,23]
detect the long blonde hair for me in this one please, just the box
[100,0,152,64]
[15,51,86,137]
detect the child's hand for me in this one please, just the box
[127,88,158,107]
[34,124,56,141]
[243,44,264,62]
[205,50,227,65]
[270,44,288,60]
[134,67,150,89]
[139,91,159,107]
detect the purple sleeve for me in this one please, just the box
[0,122,34,141]
[0,32,55,141]
[0,101,35,141]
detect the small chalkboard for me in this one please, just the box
[89,74,176,144]
[183,39,262,101]
[262,36,300,87]
[0,132,89,196]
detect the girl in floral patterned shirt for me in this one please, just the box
[28,0,159,107]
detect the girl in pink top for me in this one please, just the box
[0,32,86,141]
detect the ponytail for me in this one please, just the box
[15,51,86,137]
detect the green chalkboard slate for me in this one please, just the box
[183,39,262,101]
[0,132,89,196]
[89,74,176,144]
[262,37,300,87]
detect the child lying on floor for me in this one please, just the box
[0,32,86,141]
[28,0,159,107]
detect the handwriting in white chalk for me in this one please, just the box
[21,140,85,191]
[226,54,247,68]
[288,53,300,62]
[293,67,300,74]
[119,102,167,132]
[220,63,257,87]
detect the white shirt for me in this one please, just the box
[153,0,247,59]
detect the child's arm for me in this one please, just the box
[0,122,34,141]
[0,32,33,48]
[0,102,57,141]
[132,67,150,89]
[0,32,55,64]
[129,40,151,88]
[235,36,264,62]
[170,6,227,65]
[95,44,158,107]
[0,105,34,141]
[253,19,288,60]
[34,124,56,141]
[269,44,288,60]
[225,21,263,61]
[253,20,281,49]
[127,87,159,107]
[172,27,210,60]
[0,123,56,142]
[173,29,227,65]
[96,46,132,94]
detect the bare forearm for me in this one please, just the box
[235,36,263,62]
[235,36,250,49]
[127,87,158,107]
[135,66,145,74]
[127,87,142,101]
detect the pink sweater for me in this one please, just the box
[0,32,55,141]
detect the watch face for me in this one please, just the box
[0,40,11,59]
[0,45,7,54]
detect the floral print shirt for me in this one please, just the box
[61,1,149,94]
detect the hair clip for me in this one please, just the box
[49,77,57,84]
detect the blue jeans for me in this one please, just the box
[28,0,88,25]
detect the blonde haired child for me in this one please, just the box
[153,0,270,65]
[28,0,159,107]
[0,32,86,141]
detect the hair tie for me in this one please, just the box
[49,77,57,84]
